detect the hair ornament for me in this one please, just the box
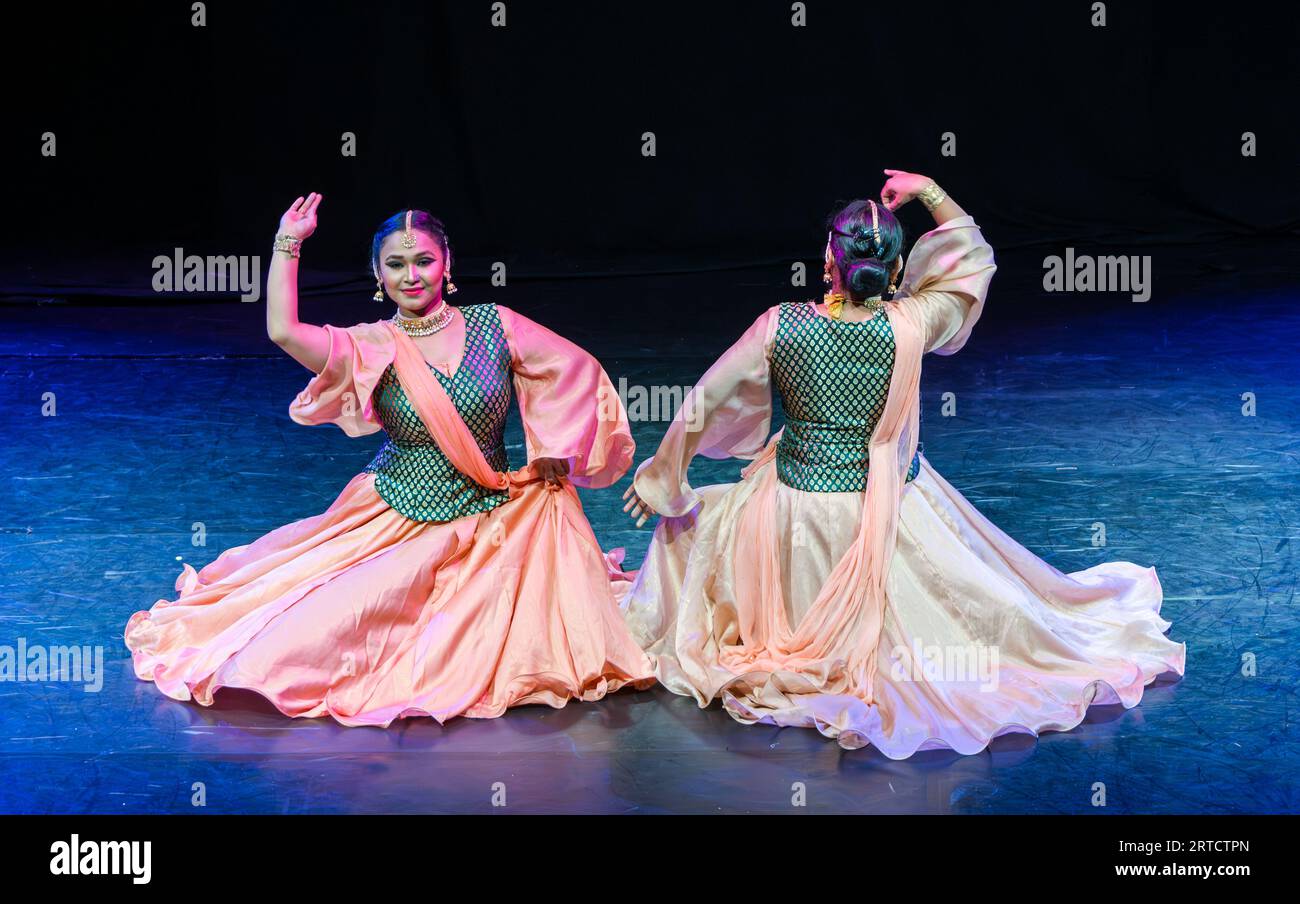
[400,209,417,249]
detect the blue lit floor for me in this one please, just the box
[1,246,1296,813]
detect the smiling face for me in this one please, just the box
[376,229,448,315]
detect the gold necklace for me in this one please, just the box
[391,302,455,337]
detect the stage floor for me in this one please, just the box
[1,245,1296,813]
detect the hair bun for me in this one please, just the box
[846,258,889,297]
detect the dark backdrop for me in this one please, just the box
[2,0,1297,300]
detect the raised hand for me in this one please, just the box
[622,484,657,528]
[278,192,323,241]
[880,169,932,212]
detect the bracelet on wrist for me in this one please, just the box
[917,181,947,212]
[272,234,302,258]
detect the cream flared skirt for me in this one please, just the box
[621,455,1186,759]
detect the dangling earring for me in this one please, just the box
[444,272,458,295]
[887,259,902,297]
[373,278,384,303]
[821,231,845,318]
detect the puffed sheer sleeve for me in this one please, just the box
[631,306,779,518]
[498,304,635,489]
[288,321,392,437]
[893,214,997,355]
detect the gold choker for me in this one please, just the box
[392,304,455,337]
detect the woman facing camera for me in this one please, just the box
[621,170,1185,758]
[125,194,654,725]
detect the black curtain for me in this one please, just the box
[3,0,1296,294]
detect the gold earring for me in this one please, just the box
[887,281,898,295]
[373,278,384,303]
[444,273,458,295]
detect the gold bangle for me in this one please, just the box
[918,181,946,212]
[272,234,302,258]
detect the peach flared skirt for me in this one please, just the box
[124,472,655,726]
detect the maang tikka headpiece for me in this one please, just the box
[400,209,417,248]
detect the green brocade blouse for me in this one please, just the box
[771,301,922,493]
[361,303,513,522]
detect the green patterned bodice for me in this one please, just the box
[362,303,513,522]
[769,301,921,493]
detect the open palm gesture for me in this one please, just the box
[278,192,322,241]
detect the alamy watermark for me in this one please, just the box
[0,637,104,692]
[152,248,261,302]
[1043,247,1151,302]
[49,835,151,884]
[888,638,1000,691]
[599,378,703,430]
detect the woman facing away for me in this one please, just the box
[125,193,655,725]
[621,169,1186,759]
